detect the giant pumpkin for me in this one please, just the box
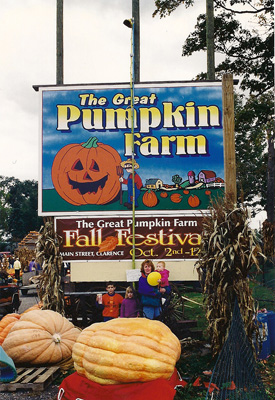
[2,309,80,365]
[72,318,181,385]
[52,136,122,205]
[0,313,20,345]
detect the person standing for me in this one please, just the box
[14,258,21,281]
[138,259,162,320]
[96,282,124,322]
[120,286,140,318]
[28,258,36,272]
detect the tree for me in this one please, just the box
[153,0,274,216]
[0,176,43,243]
[172,174,183,187]
[234,91,273,214]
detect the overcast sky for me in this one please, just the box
[0,0,265,226]
[0,0,207,182]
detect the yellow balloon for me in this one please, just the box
[147,271,161,286]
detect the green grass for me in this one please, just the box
[182,291,208,336]
[174,284,275,399]
[42,186,224,212]
[250,281,275,311]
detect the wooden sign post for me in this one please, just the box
[222,73,237,203]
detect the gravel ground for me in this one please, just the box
[0,384,59,400]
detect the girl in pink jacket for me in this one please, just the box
[156,261,171,295]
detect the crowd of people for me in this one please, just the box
[0,253,41,280]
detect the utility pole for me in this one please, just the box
[132,0,140,83]
[56,0,64,85]
[206,0,215,80]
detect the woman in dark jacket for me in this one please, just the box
[138,259,161,319]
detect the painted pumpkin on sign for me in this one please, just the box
[170,193,182,203]
[142,190,158,207]
[51,137,122,205]
[188,194,200,207]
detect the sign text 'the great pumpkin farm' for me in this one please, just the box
[56,92,221,157]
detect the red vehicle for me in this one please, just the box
[0,271,20,315]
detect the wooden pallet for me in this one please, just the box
[0,366,61,392]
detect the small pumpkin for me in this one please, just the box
[0,313,20,345]
[52,137,122,206]
[72,318,181,385]
[205,190,211,196]
[142,190,158,207]
[160,191,168,198]
[188,194,200,207]
[170,193,182,203]
[183,189,189,195]
[2,309,80,365]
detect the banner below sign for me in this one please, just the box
[55,216,203,262]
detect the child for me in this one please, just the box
[156,261,171,295]
[96,281,123,322]
[120,287,140,318]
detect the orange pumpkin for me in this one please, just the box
[72,318,181,385]
[183,189,189,195]
[170,193,182,203]
[205,190,211,195]
[2,310,80,365]
[52,137,121,205]
[142,190,158,207]
[0,313,20,345]
[188,194,200,207]
[160,191,168,198]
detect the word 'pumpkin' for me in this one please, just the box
[52,137,122,205]
[72,318,181,385]
[2,309,80,365]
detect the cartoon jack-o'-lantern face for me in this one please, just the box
[51,137,121,205]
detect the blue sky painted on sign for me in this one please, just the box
[41,84,224,190]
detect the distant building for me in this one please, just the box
[198,170,216,183]
[18,231,39,251]
[145,178,163,189]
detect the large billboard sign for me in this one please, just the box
[39,82,224,216]
[55,216,203,262]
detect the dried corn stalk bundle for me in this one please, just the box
[36,219,65,315]
[196,196,263,357]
